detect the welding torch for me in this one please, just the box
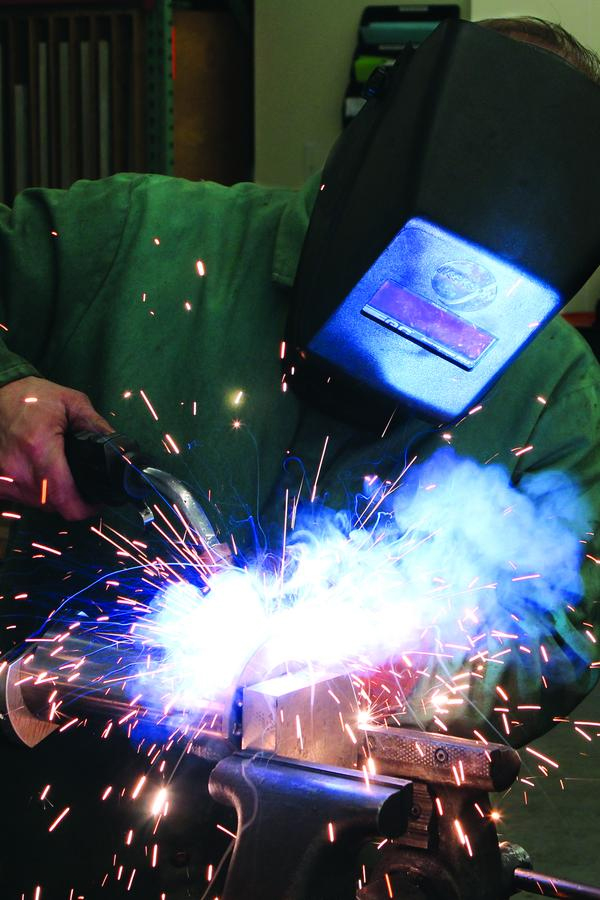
[1,433,600,899]
[63,429,226,550]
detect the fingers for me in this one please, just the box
[0,376,109,520]
[65,388,114,436]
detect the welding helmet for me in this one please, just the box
[287,19,600,424]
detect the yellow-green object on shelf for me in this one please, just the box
[353,55,396,83]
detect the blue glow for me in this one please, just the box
[130,451,591,732]
[309,218,562,420]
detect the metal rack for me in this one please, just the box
[0,0,174,204]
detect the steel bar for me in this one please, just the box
[513,868,600,899]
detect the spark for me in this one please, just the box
[327,822,335,842]
[24,396,38,403]
[310,435,330,502]
[40,785,51,801]
[101,786,113,800]
[506,276,523,298]
[40,479,48,505]
[344,723,358,744]
[196,259,206,276]
[384,873,394,897]
[525,747,559,769]
[513,445,534,457]
[454,819,466,844]
[164,434,180,455]
[151,788,168,816]
[184,301,192,311]
[380,407,397,439]
[48,807,70,832]
[58,718,78,733]
[280,489,289,587]
[31,542,61,556]
[296,715,304,750]
[151,844,159,867]
[216,823,236,840]
[139,389,159,422]
[131,775,147,799]
[280,340,286,359]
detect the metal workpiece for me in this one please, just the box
[0,619,234,749]
[0,620,309,753]
[209,752,412,900]
[0,654,58,747]
[242,668,359,767]
[0,622,154,746]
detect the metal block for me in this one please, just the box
[242,669,360,769]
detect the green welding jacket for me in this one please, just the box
[0,172,599,753]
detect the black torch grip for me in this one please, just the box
[64,431,149,506]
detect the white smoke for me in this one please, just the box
[136,449,591,714]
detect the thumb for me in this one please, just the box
[65,391,114,435]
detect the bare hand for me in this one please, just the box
[0,376,113,520]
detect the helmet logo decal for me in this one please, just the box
[432,260,497,311]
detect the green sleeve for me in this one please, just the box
[408,375,600,749]
[0,175,139,386]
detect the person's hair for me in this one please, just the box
[478,16,600,87]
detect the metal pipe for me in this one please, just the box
[513,868,600,899]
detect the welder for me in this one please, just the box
[0,15,598,900]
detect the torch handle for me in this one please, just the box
[64,430,149,505]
